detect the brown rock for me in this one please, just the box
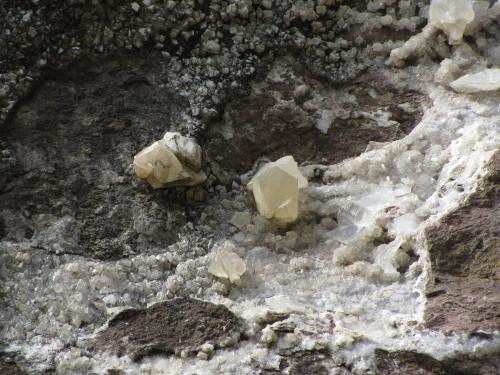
[375,349,500,375]
[424,151,500,333]
[203,57,427,183]
[95,297,241,361]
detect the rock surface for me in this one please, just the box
[375,349,500,375]
[0,357,26,375]
[0,55,198,260]
[95,297,241,361]
[204,58,427,183]
[424,151,500,333]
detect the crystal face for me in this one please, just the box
[247,156,308,224]
[133,133,206,188]
[450,68,500,93]
[429,0,475,44]
[208,241,246,284]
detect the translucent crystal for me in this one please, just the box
[434,58,462,86]
[208,241,246,284]
[163,132,202,170]
[247,156,308,224]
[133,140,186,186]
[450,68,500,93]
[133,133,206,189]
[429,0,475,44]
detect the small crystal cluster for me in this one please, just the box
[208,241,246,284]
[429,0,475,44]
[247,156,308,224]
[133,132,206,188]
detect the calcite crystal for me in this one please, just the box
[429,0,475,44]
[247,156,308,224]
[133,132,206,188]
[208,241,246,284]
[450,68,500,93]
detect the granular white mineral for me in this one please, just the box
[208,241,247,284]
[247,155,308,224]
[133,132,206,188]
[450,68,500,93]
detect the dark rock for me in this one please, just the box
[424,151,500,333]
[0,356,26,375]
[204,57,426,181]
[95,297,241,361]
[0,54,197,260]
[260,349,351,375]
[374,349,500,375]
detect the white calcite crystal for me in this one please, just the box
[247,156,308,224]
[133,132,206,188]
[434,58,462,86]
[429,0,475,44]
[208,241,246,284]
[450,68,500,93]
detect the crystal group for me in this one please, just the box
[429,0,475,44]
[133,132,206,188]
[247,156,308,224]
[208,241,246,284]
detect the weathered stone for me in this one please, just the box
[0,357,26,375]
[0,56,197,260]
[375,349,500,375]
[424,151,500,333]
[95,297,241,361]
[204,58,426,181]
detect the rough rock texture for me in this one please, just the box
[204,57,426,183]
[2,0,429,131]
[261,350,343,375]
[95,297,241,360]
[0,357,27,375]
[0,54,199,260]
[375,349,500,375]
[424,151,500,333]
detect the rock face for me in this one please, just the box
[375,349,500,375]
[0,55,196,260]
[424,151,500,333]
[95,297,241,361]
[0,357,26,375]
[261,350,333,375]
[204,58,426,183]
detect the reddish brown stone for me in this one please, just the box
[424,152,500,333]
[95,297,241,361]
